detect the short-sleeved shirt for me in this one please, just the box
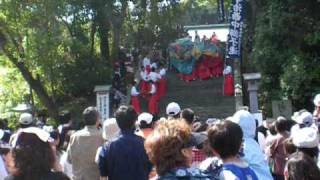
[157,167,211,180]
[98,129,152,180]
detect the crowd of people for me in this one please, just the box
[0,93,320,180]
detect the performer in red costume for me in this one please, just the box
[158,65,167,97]
[130,81,141,114]
[196,56,211,80]
[140,66,149,98]
[148,81,159,115]
[223,66,234,96]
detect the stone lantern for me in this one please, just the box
[243,73,261,113]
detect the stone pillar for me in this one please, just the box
[94,85,111,122]
[233,59,243,111]
[243,73,261,113]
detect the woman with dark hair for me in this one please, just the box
[267,117,290,180]
[4,127,69,180]
[285,152,320,180]
[144,120,211,179]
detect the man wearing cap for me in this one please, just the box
[136,112,153,138]
[166,102,181,120]
[290,110,317,134]
[98,106,152,180]
[67,107,104,180]
[9,113,34,146]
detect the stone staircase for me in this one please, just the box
[140,71,235,120]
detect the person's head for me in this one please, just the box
[207,120,243,160]
[166,102,181,119]
[284,138,297,156]
[131,80,136,86]
[268,121,277,135]
[145,120,197,176]
[232,110,256,138]
[115,105,138,131]
[292,127,319,159]
[294,110,313,128]
[102,118,120,141]
[181,108,195,125]
[275,116,288,133]
[137,112,153,129]
[313,94,320,109]
[9,127,56,179]
[82,106,100,126]
[19,113,33,128]
[59,111,71,124]
[286,152,320,180]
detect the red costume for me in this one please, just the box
[223,66,234,96]
[157,77,166,98]
[148,83,159,115]
[131,86,141,114]
[197,62,211,80]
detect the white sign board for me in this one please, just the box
[94,85,111,122]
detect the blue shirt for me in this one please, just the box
[98,129,152,180]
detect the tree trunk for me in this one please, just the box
[2,49,59,120]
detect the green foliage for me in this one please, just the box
[250,0,320,113]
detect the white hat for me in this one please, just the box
[292,127,319,148]
[138,113,153,125]
[19,113,33,125]
[12,127,53,147]
[291,111,300,121]
[166,102,181,116]
[314,94,320,107]
[102,118,120,140]
[295,111,313,126]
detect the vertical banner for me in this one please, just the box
[227,0,245,58]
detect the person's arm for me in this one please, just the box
[98,145,109,179]
[66,135,75,164]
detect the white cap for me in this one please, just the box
[314,94,320,107]
[166,102,181,116]
[19,113,33,125]
[295,111,313,126]
[292,127,319,148]
[138,112,153,125]
[102,118,120,140]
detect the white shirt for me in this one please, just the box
[150,84,156,94]
[0,156,8,179]
[149,72,161,82]
[131,86,139,96]
[159,68,166,77]
[223,66,232,75]
[140,71,149,81]
[143,57,150,68]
